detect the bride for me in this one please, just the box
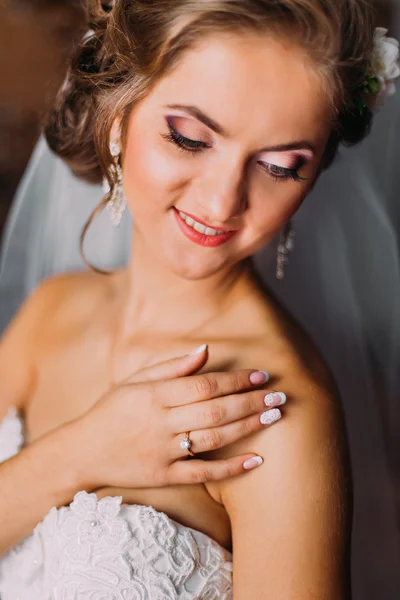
[0,0,397,597]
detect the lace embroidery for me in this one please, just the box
[0,408,233,599]
[0,406,24,462]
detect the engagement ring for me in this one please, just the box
[180,431,195,456]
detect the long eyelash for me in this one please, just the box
[161,122,208,154]
[259,162,307,184]
[272,170,306,183]
[162,125,307,183]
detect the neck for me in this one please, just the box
[115,229,250,341]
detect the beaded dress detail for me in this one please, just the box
[0,407,233,599]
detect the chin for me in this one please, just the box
[165,248,234,281]
[170,259,228,281]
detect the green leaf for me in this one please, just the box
[367,77,380,94]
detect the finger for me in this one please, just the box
[163,369,270,407]
[122,344,209,384]
[171,408,282,459]
[167,454,264,485]
[169,390,287,433]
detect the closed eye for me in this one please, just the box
[161,121,210,154]
[257,161,307,183]
[162,118,309,183]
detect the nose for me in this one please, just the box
[195,157,247,226]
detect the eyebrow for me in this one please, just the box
[259,141,315,154]
[164,104,226,135]
[164,103,316,154]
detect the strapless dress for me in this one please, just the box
[0,407,233,599]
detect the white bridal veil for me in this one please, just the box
[1,16,400,600]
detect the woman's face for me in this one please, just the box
[122,33,332,279]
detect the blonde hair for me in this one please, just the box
[44,0,375,269]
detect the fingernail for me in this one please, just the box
[243,456,264,470]
[249,370,270,385]
[260,408,282,425]
[264,392,287,407]
[189,344,208,355]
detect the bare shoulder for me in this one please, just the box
[223,280,341,405]
[214,286,350,509]
[223,325,347,471]
[212,293,351,597]
[28,270,113,317]
[247,315,347,465]
[252,288,345,445]
[4,270,113,340]
[0,270,115,414]
[214,290,351,600]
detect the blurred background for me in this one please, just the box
[0,1,399,599]
[0,0,85,235]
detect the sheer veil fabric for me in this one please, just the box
[0,136,132,315]
[1,50,400,600]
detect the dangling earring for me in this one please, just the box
[276,221,295,280]
[103,140,127,227]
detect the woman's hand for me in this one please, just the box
[73,345,286,490]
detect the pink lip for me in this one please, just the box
[173,208,238,247]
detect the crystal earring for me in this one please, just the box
[276,221,295,280]
[103,140,127,227]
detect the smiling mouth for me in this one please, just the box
[176,209,235,236]
[173,207,238,248]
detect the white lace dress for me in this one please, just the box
[0,407,233,599]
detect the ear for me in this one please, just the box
[110,118,122,147]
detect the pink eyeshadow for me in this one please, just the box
[259,150,311,169]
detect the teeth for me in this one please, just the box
[193,221,204,233]
[178,211,226,236]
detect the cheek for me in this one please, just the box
[122,123,192,216]
[248,177,310,238]
[122,135,168,213]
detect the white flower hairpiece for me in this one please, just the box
[373,28,400,95]
[357,27,400,114]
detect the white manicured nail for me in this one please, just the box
[260,408,282,425]
[189,344,208,355]
[249,370,270,385]
[264,392,287,407]
[243,456,264,470]
[258,370,270,383]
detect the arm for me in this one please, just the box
[0,271,97,421]
[0,276,98,556]
[218,370,352,600]
[0,275,66,420]
[0,277,96,556]
[0,418,93,556]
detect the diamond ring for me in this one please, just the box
[180,431,195,456]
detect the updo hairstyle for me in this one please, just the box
[45,0,375,194]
